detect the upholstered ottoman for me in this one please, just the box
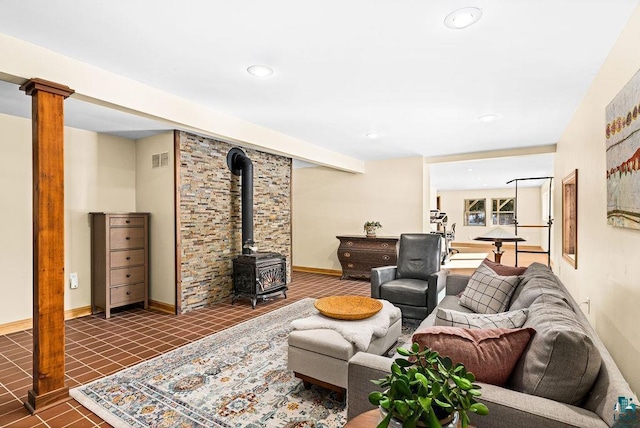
[287,300,401,400]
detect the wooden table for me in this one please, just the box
[343,409,473,427]
[343,409,379,427]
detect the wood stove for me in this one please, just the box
[227,147,287,308]
[232,252,287,309]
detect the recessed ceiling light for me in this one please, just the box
[477,114,499,122]
[365,133,379,139]
[247,65,274,78]
[444,7,482,30]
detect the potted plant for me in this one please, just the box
[364,221,382,237]
[369,343,488,428]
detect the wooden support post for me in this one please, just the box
[20,78,75,414]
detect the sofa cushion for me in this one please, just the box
[459,264,521,314]
[482,258,528,276]
[411,326,535,386]
[509,302,602,406]
[435,308,528,329]
[509,263,570,311]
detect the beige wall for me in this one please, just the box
[292,157,428,271]
[553,4,640,394]
[65,132,137,312]
[0,113,33,324]
[0,113,137,325]
[135,133,175,306]
[437,187,543,247]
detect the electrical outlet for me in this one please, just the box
[69,272,79,289]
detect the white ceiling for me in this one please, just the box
[0,0,637,189]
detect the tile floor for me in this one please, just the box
[0,272,370,427]
[1,250,547,427]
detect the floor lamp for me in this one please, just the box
[474,227,525,264]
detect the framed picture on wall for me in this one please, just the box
[606,68,640,230]
[562,169,578,269]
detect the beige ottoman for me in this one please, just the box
[287,308,401,400]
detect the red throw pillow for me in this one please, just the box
[482,258,527,276]
[411,326,535,386]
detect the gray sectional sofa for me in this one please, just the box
[347,263,638,427]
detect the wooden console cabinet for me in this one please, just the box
[336,235,398,279]
[90,212,149,318]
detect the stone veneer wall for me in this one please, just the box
[178,131,292,313]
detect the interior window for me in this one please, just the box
[492,198,515,226]
[464,199,486,226]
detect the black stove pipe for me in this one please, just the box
[227,147,255,254]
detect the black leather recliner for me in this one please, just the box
[370,233,447,321]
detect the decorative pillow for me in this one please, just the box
[459,264,521,314]
[509,302,602,405]
[482,258,527,276]
[435,308,528,329]
[411,326,536,386]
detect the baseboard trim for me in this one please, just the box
[65,306,92,320]
[0,306,93,336]
[149,299,175,314]
[292,266,342,276]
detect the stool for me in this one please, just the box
[287,310,401,401]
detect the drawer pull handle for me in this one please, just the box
[126,220,131,224]
[344,252,351,258]
[347,263,354,268]
[126,274,131,278]
[382,243,388,247]
[383,255,390,261]
[126,291,131,295]
[126,237,131,240]
[126,257,131,260]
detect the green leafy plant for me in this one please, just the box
[364,221,382,231]
[369,343,488,428]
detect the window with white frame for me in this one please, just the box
[464,199,486,226]
[492,198,515,226]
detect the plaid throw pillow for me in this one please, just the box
[459,264,521,314]
[435,308,528,329]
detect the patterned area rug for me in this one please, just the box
[71,298,417,428]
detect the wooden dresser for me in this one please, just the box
[90,212,150,318]
[336,235,398,279]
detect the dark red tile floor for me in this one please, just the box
[0,272,369,427]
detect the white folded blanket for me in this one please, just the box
[290,299,401,351]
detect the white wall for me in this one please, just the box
[437,187,543,247]
[0,112,137,325]
[553,4,640,394]
[292,157,428,271]
[135,133,175,306]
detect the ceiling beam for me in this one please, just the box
[424,144,557,164]
[0,32,364,173]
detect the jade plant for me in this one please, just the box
[369,343,489,428]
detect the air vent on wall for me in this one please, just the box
[152,152,170,168]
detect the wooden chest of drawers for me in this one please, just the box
[90,212,150,318]
[336,235,398,279]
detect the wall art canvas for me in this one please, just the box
[606,69,640,230]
